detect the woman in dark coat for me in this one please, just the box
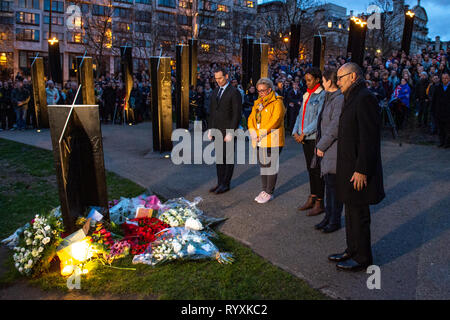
[328,63,385,272]
[313,69,344,233]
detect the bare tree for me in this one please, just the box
[69,0,115,78]
[366,0,398,56]
[257,0,323,60]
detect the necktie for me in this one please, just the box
[217,87,223,103]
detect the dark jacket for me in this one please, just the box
[285,87,302,109]
[102,86,116,109]
[129,87,143,110]
[336,80,385,205]
[315,89,344,176]
[432,84,450,121]
[415,78,429,101]
[369,82,386,102]
[11,87,30,110]
[208,83,242,134]
[243,92,258,111]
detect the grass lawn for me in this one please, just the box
[0,138,327,300]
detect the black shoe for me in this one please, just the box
[314,218,329,230]
[328,251,351,262]
[322,224,341,233]
[215,185,230,194]
[336,258,369,272]
[209,185,220,193]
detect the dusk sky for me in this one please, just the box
[257,0,450,41]
[327,0,450,41]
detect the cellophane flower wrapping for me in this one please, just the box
[109,192,161,224]
[132,227,234,266]
[121,217,170,254]
[157,197,226,230]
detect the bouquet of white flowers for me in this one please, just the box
[132,227,234,266]
[157,197,226,229]
[12,214,63,276]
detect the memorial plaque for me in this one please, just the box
[121,46,134,123]
[48,103,109,233]
[188,39,198,88]
[48,39,62,85]
[76,56,95,105]
[242,37,254,90]
[252,42,269,84]
[176,44,189,129]
[401,11,415,55]
[31,57,49,128]
[290,24,301,62]
[347,17,367,67]
[150,57,173,153]
[313,35,326,72]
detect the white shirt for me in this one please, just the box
[217,81,230,100]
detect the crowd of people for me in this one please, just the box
[1,46,449,147]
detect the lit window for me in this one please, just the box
[217,4,228,12]
[246,1,254,8]
[338,24,342,29]
[201,43,210,52]
[328,22,332,28]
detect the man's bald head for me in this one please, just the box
[340,63,363,79]
[337,62,363,93]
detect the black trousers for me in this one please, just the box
[345,204,373,265]
[324,174,343,226]
[257,147,283,195]
[215,139,235,188]
[416,99,429,127]
[437,120,450,146]
[287,105,300,132]
[0,105,6,130]
[302,139,324,199]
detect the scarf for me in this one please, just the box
[301,83,321,132]
[255,90,276,126]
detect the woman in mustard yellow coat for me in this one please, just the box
[248,78,286,204]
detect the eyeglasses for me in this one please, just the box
[257,88,270,93]
[337,72,353,82]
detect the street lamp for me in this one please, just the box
[406,10,415,18]
[0,53,7,66]
[283,37,289,43]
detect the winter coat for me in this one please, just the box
[247,90,285,148]
[432,84,450,121]
[315,90,344,176]
[336,79,385,205]
[292,86,325,140]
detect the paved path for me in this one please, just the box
[1,122,449,300]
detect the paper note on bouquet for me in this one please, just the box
[87,208,104,222]
[135,207,154,219]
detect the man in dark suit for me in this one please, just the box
[431,72,450,148]
[328,63,385,271]
[207,67,242,194]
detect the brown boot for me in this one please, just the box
[306,198,325,216]
[298,195,316,211]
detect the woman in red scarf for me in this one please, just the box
[292,67,326,216]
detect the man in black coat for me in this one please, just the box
[207,67,242,194]
[328,63,385,271]
[431,72,450,147]
[285,81,302,132]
